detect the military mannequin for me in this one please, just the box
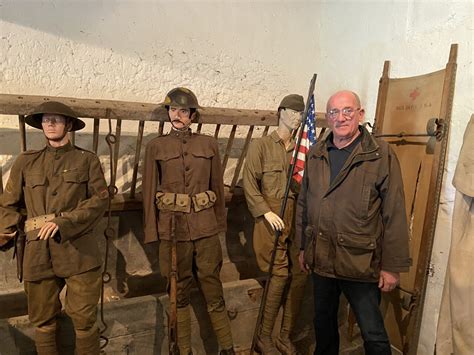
[142,87,235,354]
[243,94,308,355]
[0,102,108,354]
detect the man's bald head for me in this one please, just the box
[326,90,361,111]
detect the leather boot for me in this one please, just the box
[75,324,100,355]
[275,335,297,355]
[255,275,287,355]
[275,273,306,355]
[35,326,58,355]
[219,347,236,355]
[208,300,234,351]
[177,305,192,355]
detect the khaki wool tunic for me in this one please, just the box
[243,131,297,274]
[243,130,296,218]
[142,129,226,243]
[0,142,109,281]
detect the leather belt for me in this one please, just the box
[24,214,56,233]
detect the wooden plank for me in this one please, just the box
[222,125,237,171]
[230,126,254,191]
[373,61,391,135]
[0,93,280,126]
[130,120,145,199]
[407,43,458,355]
[158,121,165,136]
[214,124,221,139]
[111,119,122,190]
[92,118,100,153]
[18,115,26,152]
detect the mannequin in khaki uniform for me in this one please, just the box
[0,102,108,355]
[243,94,308,355]
[142,87,234,355]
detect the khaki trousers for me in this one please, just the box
[159,234,226,309]
[25,267,101,331]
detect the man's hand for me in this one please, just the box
[38,222,59,241]
[264,211,285,231]
[298,250,310,274]
[378,270,400,292]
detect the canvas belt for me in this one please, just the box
[24,213,61,233]
[155,190,217,213]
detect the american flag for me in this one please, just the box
[292,95,317,184]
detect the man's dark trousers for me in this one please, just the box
[312,273,391,355]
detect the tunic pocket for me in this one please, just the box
[25,174,47,188]
[63,170,89,183]
[262,161,283,194]
[334,233,376,279]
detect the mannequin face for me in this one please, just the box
[168,106,195,130]
[279,108,302,130]
[41,114,70,141]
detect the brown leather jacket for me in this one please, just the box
[0,142,108,281]
[296,126,411,282]
[142,129,226,243]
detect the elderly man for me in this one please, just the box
[243,94,308,355]
[296,90,411,354]
[0,101,109,354]
[142,87,234,354]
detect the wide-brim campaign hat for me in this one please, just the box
[25,101,85,131]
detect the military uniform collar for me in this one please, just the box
[45,141,74,153]
[170,128,192,138]
[270,130,295,152]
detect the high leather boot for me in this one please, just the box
[177,305,192,355]
[208,300,234,351]
[276,274,306,355]
[256,275,287,355]
[35,325,58,355]
[75,324,100,355]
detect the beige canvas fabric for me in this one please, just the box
[436,114,474,355]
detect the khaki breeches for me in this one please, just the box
[24,267,102,331]
[159,234,226,310]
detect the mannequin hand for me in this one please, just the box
[263,211,285,231]
[38,222,59,240]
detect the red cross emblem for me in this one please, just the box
[409,88,420,101]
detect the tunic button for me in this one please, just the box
[52,191,58,196]
[185,166,190,171]
[183,140,187,144]
[55,156,60,160]
[184,152,188,156]
[185,182,190,187]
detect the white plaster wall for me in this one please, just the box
[0,1,472,353]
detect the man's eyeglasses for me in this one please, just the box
[326,107,361,120]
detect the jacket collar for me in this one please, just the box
[170,127,192,138]
[312,125,378,158]
[45,141,74,154]
[270,130,295,152]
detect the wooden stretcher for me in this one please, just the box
[372,43,457,354]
